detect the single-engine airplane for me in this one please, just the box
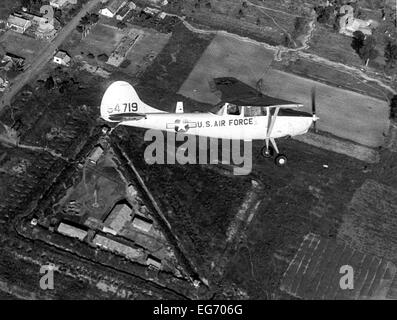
[100,77,319,166]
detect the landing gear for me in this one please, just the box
[261,138,287,166]
[261,145,274,158]
[275,154,287,167]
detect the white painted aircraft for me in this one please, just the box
[100,78,319,166]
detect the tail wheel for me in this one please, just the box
[261,145,274,158]
[275,154,287,167]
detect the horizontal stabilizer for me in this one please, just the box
[108,112,146,122]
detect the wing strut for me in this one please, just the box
[264,107,280,154]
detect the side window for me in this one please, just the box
[244,107,267,117]
[227,104,241,115]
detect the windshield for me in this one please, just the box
[210,102,226,115]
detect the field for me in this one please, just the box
[0,31,46,65]
[0,0,19,20]
[123,26,171,76]
[179,33,390,148]
[338,179,397,261]
[67,23,126,58]
[66,22,170,77]
[281,233,397,299]
[182,0,311,46]
[274,56,389,100]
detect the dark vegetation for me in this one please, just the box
[127,10,181,34]
[115,128,252,278]
[390,95,397,120]
[351,31,378,65]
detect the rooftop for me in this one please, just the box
[107,0,126,14]
[7,15,30,28]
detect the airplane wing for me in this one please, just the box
[212,77,302,107]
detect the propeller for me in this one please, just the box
[311,86,319,132]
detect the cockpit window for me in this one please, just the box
[227,104,241,115]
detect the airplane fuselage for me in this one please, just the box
[120,112,313,140]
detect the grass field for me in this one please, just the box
[68,23,125,58]
[182,0,310,46]
[0,31,46,65]
[122,26,170,76]
[179,33,390,148]
[0,0,19,20]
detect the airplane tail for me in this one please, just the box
[100,81,164,122]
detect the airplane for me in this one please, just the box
[100,77,319,166]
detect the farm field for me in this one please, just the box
[178,34,390,148]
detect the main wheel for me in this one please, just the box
[261,146,274,158]
[275,154,287,166]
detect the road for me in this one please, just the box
[0,0,103,111]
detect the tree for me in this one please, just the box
[116,21,127,29]
[385,41,397,70]
[316,6,333,24]
[351,30,365,54]
[120,59,131,69]
[45,76,55,90]
[0,43,5,60]
[76,25,84,33]
[80,14,91,30]
[359,35,378,66]
[89,13,99,24]
[390,95,397,120]
[97,53,109,62]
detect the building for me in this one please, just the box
[93,234,143,260]
[57,222,88,240]
[0,77,9,92]
[88,145,104,164]
[50,0,77,8]
[7,15,31,33]
[132,214,153,233]
[99,0,127,18]
[143,7,160,16]
[53,50,71,66]
[116,2,136,20]
[1,53,25,71]
[339,8,378,37]
[127,184,138,197]
[104,203,132,233]
[148,0,168,7]
[146,255,162,269]
[102,226,117,235]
